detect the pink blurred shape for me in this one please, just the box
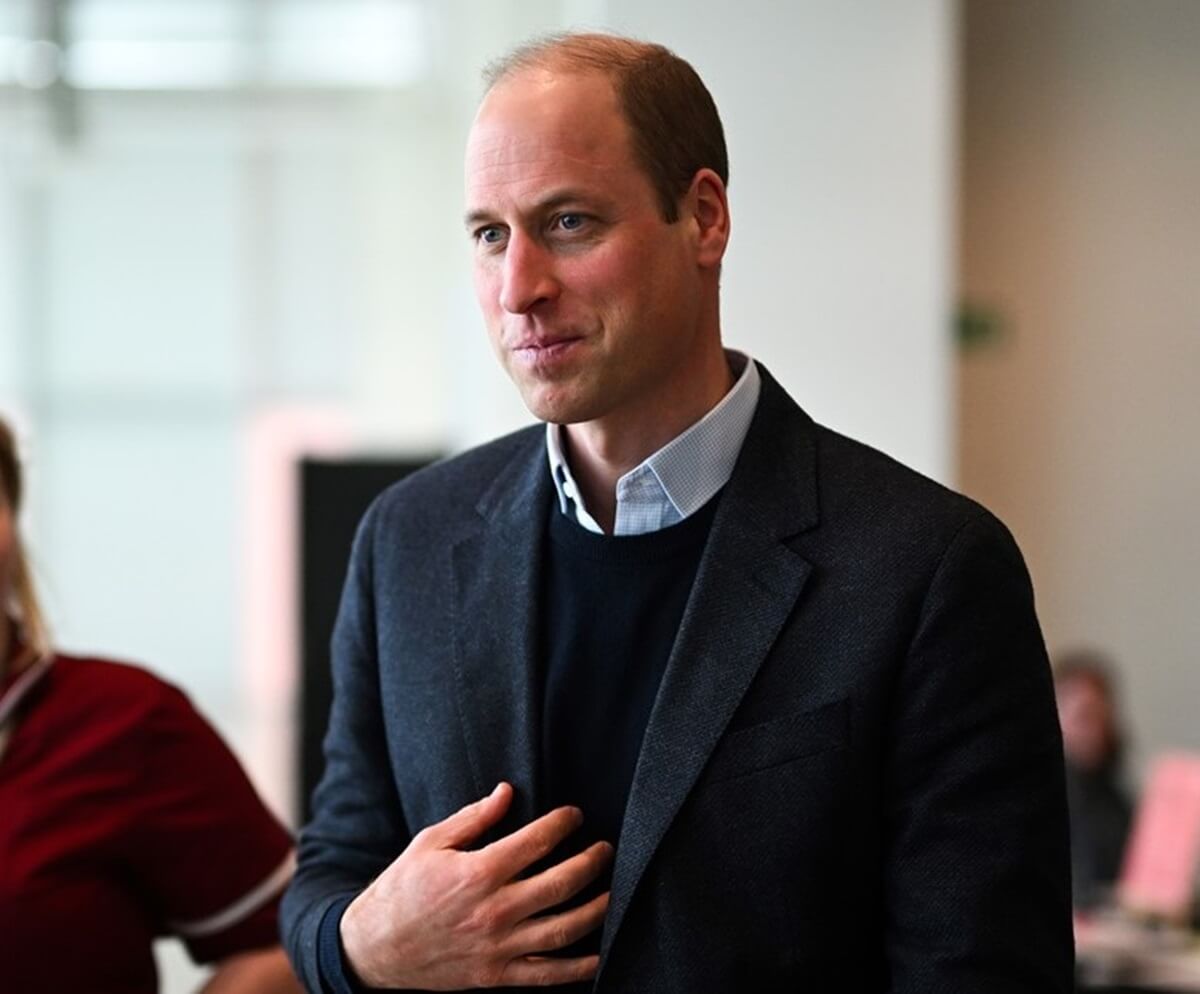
[1119,752,1200,920]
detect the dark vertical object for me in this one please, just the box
[298,456,433,824]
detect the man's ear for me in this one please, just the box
[685,168,731,269]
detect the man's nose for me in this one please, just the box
[499,232,560,314]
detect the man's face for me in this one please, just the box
[464,70,707,427]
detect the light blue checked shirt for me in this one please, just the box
[545,351,761,536]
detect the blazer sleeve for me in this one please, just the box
[280,499,412,992]
[882,510,1074,993]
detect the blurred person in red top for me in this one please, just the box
[0,416,302,994]
[1054,650,1134,911]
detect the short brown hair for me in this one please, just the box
[484,33,728,223]
[0,418,51,662]
[1054,649,1125,772]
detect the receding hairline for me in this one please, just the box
[479,32,728,224]
[481,32,672,93]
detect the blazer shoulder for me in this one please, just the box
[751,365,1002,547]
[360,423,544,542]
[809,421,1016,557]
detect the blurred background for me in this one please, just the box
[0,0,1196,988]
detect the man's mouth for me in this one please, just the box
[511,335,584,368]
[512,334,582,351]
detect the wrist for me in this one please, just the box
[339,892,385,989]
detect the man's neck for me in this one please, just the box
[562,350,735,533]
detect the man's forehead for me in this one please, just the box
[478,65,619,118]
[465,74,633,210]
[467,69,626,161]
[467,130,624,177]
[463,136,623,223]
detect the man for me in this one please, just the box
[282,33,1073,993]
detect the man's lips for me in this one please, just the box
[511,335,583,351]
[510,335,584,369]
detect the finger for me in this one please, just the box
[476,805,583,878]
[496,953,600,987]
[413,782,513,851]
[507,890,610,958]
[499,841,613,920]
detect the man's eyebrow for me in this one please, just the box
[463,208,495,229]
[463,190,606,229]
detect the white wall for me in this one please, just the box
[603,0,956,481]
[958,0,1200,777]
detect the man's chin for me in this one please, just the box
[517,385,599,426]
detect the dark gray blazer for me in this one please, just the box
[282,366,1074,992]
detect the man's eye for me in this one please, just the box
[476,226,505,245]
[556,213,586,232]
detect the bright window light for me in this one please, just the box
[0,0,429,91]
[66,40,246,90]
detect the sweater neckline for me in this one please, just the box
[546,489,721,564]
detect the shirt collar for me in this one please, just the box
[545,350,761,535]
[545,425,606,533]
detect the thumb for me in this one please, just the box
[416,782,513,851]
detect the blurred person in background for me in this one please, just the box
[0,417,303,994]
[1055,650,1134,911]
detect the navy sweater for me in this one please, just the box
[538,492,720,960]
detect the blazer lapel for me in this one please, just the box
[449,432,551,832]
[599,369,821,967]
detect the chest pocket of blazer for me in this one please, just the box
[703,697,849,785]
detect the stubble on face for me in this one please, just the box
[464,69,706,433]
